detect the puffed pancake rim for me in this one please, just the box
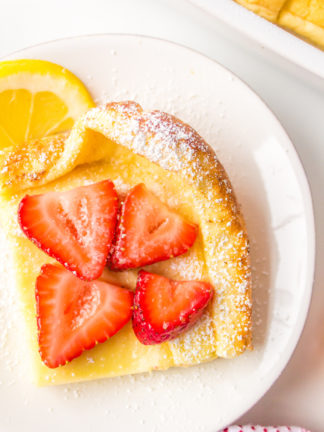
[0,101,252,385]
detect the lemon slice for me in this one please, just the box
[0,59,95,150]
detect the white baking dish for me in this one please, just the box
[188,0,324,82]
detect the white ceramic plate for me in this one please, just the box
[0,35,315,432]
[188,0,324,82]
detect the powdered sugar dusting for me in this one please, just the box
[0,226,33,388]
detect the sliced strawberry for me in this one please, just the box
[36,264,133,368]
[132,270,213,345]
[110,184,198,270]
[18,180,118,281]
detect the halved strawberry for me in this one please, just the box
[110,184,198,270]
[36,264,133,368]
[132,270,213,345]
[18,180,118,281]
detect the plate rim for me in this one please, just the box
[0,33,316,428]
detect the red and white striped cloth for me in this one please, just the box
[221,427,310,432]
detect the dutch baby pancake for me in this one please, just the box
[0,100,251,385]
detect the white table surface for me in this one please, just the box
[1,0,323,431]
